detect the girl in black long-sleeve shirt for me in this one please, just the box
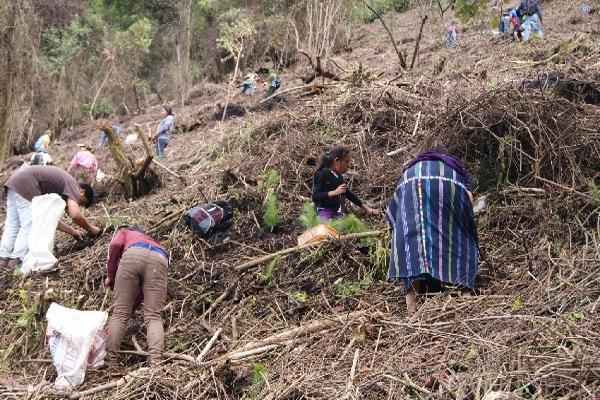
[312,146,378,221]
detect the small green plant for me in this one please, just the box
[259,169,279,191]
[329,214,368,234]
[512,296,522,312]
[290,291,308,303]
[16,289,36,328]
[337,276,372,298]
[262,192,282,232]
[369,236,390,278]
[587,179,600,206]
[568,311,586,323]
[299,202,320,229]
[467,345,479,359]
[250,363,268,398]
[257,256,279,285]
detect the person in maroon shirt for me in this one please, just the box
[104,227,169,362]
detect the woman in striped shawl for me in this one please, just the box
[387,151,479,313]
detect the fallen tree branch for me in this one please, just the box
[235,230,383,272]
[197,328,222,362]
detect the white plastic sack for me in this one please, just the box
[21,194,65,275]
[124,133,138,145]
[46,303,108,391]
[96,169,108,183]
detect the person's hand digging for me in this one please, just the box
[71,230,85,241]
[89,225,102,237]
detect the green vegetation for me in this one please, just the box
[337,276,372,298]
[299,202,320,229]
[290,291,308,303]
[257,256,280,285]
[250,363,268,398]
[262,193,282,232]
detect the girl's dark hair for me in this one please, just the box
[125,225,145,234]
[163,105,173,116]
[315,146,350,172]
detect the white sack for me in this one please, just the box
[124,133,138,145]
[46,303,108,391]
[21,194,65,274]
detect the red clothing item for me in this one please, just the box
[107,229,165,284]
[107,229,166,311]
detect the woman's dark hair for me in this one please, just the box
[125,225,145,234]
[315,146,350,172]
[163,105,173,116]
[78,183,95,207]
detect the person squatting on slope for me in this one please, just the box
[386,151,479,314]
[516,0,543,41]
[312,146,378,221]
[33,129,53,153]
[151,105,175,159]
[104,227,169,363]
[0,166,101,269]
[67,145,98,186]
[500,8,523,41]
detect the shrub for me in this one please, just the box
[262,192,281,231]
[299,202,320,229]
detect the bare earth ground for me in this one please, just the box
[0,1,599,399]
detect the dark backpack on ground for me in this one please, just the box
[184,201,234,236]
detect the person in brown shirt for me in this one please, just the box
[0,165,101,268]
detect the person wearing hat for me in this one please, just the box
[67,144,98,186]
[151,105,175,159]
[0,166,101,269]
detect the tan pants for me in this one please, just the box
[106,247,168,360]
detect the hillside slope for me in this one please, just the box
[0,1,599,399]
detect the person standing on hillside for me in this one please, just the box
[516,0,543,41]
[444,23,459,48]
[239,72,258,96]
[67,145,98,186]
[33,129,53,153]
[265,70,282,98]
[312,146,379,221]
[386,150,479,314]
[104,227,169,364]
[151,105,175,159]
[0,166,101,269]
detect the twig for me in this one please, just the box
[197,328,222,362]
[235,231,383,272]
[152,158,182,179]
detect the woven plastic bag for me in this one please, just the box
[21,193,65,275]
[46,303,108,391]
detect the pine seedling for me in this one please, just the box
[299,202,320,229]
[262,192,281,231]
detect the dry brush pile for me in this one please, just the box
[0,69,599,399]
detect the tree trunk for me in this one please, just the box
[178,0,194,106]
[410,15,428,70]
[0,0,18,161]
[101,125,154,198]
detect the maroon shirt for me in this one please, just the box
[107,229,165,283]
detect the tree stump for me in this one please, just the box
[100,124,155,198]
